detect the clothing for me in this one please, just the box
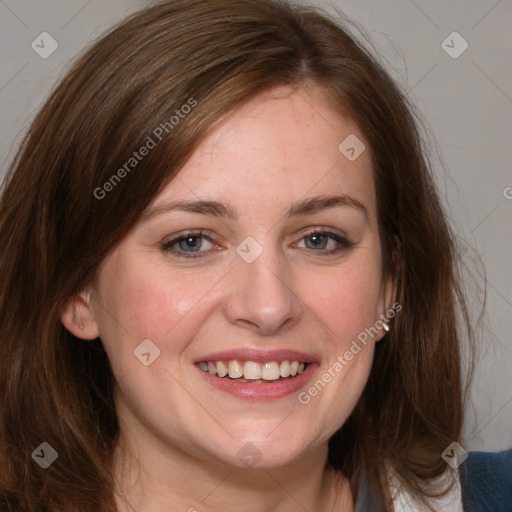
[356,449,512,511]
[460,450,512,512]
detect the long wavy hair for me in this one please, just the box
[0,0,474,510]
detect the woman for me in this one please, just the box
[0,0,510,511]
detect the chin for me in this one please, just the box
[219,427,317,469]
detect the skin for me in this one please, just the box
[62,84,397,512]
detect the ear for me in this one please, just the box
[60,288,100,340]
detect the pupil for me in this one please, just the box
[181,236,200,251]
[308,234,326,249]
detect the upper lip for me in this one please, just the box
[194,348,319,364]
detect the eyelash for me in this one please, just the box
[160,228,354,260]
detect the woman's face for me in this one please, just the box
[71,85,396,470]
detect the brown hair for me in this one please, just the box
[0,0,474,510]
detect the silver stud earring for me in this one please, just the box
[383,322,389,332]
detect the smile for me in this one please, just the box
[198,360,308,382]
[195,360,318,400]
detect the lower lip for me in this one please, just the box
[195,363,319,400]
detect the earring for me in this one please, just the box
[74,305,84,330]
[383,322,389,332]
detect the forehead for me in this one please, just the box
[147,85,376,224]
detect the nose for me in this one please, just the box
[224,242,304,336]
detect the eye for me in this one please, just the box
[295,228,353,254]
[160,230,219,259]
[161,227,353,260]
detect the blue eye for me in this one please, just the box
[160,228,353,259]
[161,230,216,259]
[297,228,353,252]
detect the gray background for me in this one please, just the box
[0,0,510,452]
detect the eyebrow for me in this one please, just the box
[141,194,368,222]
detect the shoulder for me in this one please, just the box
[356,450,512,511]
[459,449,512,512]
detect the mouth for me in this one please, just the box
[193,350,319,400]
[197,359,308,383]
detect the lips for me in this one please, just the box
[193,348,319,400]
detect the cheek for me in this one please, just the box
[294,262,381,435]
[95,244,383,367]
[92,254,204,359]
[93,249,235,377]
[303,256,383,347]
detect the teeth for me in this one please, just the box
[261,362,280,380]
[243,361,261,380]
[216,361,228,377]
[207,362,217,375]
[228,360,243,378]
[198,359,308,381]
